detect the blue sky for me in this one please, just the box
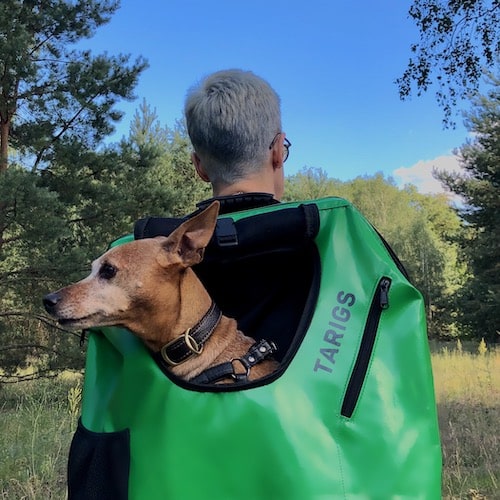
[83,0,472,194]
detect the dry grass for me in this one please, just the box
[432,340,500,499]
[0,376,80,499]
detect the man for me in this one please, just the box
[179,69,311,355]
[184,69,291,212]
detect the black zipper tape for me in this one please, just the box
[341,277,391,418]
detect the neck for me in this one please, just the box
[176,269,213,335]
[213,168,281,200]
[140,269,213,353]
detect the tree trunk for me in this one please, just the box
[0,119,9,172]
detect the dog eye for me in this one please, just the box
[99,263,117,280]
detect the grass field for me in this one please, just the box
[432,340,499,499]
[0,371,82,500]
[0,340,498,499]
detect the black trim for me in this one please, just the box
[341,277,392,418]
[372,226,411,282]
[162,241,322,393]
[68,419,130,500]
[134,201,321,393]
[195,193,279,214]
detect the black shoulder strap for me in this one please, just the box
[134,216,185,240]
[134,203,320,257]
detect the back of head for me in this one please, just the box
[184,69,282,187]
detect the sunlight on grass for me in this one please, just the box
[432,340,500,499]
[0,375,81,499]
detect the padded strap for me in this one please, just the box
[134,204,320,257]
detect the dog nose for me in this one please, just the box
[43,292,61,314]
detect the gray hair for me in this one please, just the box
[184,69,282,187]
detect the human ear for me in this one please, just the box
[192,152,210,182]
[271,135,284,170]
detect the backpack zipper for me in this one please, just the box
[341,277,391,418]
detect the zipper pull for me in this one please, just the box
[379,278,391,309]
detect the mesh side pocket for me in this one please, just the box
[68,418,130,500]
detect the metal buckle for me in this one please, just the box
[160,328,204,367]
[230,358,250,381]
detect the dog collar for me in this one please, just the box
[154,302,222,368]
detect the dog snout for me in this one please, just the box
[43,292,61,315]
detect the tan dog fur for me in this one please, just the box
[43,202,278,382]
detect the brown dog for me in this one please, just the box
[43,202,278,383]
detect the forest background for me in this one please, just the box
[0,0,499,381]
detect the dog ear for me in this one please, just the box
[160,201,220,268]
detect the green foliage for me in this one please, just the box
[436,77,500,341]
[283,166,341,200]
[0,0,153,377]
[0,165,87,378]
[0,0,495,379]
[0,101,208,378]
[124,100,210,215]
[0,0,148,171]
[397,0,499,127]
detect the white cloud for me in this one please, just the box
[393,155,463,196]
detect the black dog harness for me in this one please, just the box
[190,339,277,384]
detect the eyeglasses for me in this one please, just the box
[269,133,291,163]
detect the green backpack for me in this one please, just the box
[69,197,441,499]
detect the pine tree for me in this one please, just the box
[436,77,500,340]
[0,0,148,379]
[0,0,147,171]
